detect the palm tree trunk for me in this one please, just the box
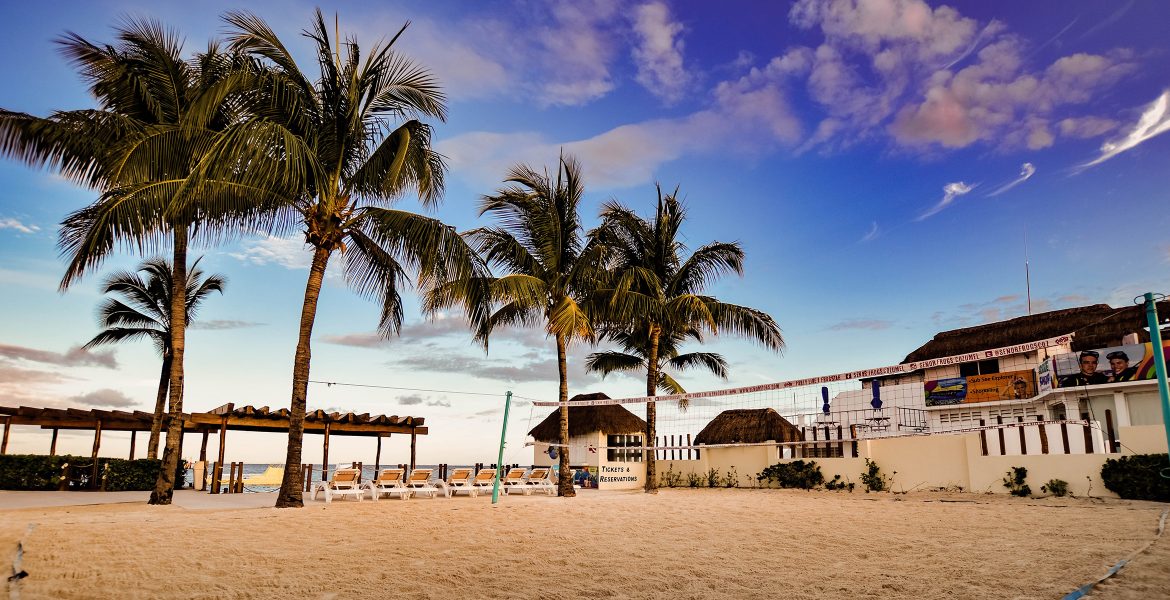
[556,333,575,497]
[149,225,188,505]
[275,245,331,508]
[146,352,172,459]
[644,324,660,493]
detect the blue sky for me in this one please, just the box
[1,0,1168,464]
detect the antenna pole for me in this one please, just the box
[1024,229,1032,316]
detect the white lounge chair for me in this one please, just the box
[501,467,528,494]
[405,468,439,499]
[471,468,498,494]
[520,467,556,496]
[311,467,364,503]
[437,467,477,498]
[364,468,410,501]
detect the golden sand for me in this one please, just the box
[0,489,1165,599]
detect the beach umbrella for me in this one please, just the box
[871,380,883,410]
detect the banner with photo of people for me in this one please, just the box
[925,370,1036,406]
[1053,341,1170,388]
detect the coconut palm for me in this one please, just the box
[0,21,274,504]
[429,154,606,497]
[586,324,728,395]
[592,185,784,492]
[220,11,480,507]
[84,258,226,459]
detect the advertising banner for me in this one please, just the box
[1036,357,1055,393]
[1053,341,1170,388]
[965,370,1036,402]
[924,377,967,406]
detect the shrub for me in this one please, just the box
[1003,466,1031,497]
[659,465,683,488]
[757,460,824,490]
[706,468,720,488]
[1100,454,1170,502]
[687,472,703,488]
[824,474,855,492]
[0,454,161,491]
[1041,478,1069,497]
[722,467,739,488]
[860,459,889,493]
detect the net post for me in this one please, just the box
[492,391,512,505]
[1142,292,1170,454]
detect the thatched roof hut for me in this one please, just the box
[527,393,647,443]
[901,302,1170,364]
[693,408,801,445]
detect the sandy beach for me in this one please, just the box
[0,489,1165,599]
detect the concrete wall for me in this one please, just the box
[1119,425,1169,454]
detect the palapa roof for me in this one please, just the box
[901,302,1170,364]
[527,393,647,442]
[693,408,801,445]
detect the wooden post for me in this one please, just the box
[1104,409,1117,453]
[996,416,1006,455]
[1083,421,1094,454]
[978,419,988,456]
[321,421,331,483]
[1060,423,1070,454]
[1037,415,1049,454]
[302,464,313,492]
[810,426,818,458]
[49,428,59,456]
[91,419,103,489]
[1,416,10,455]
[837,425,844,457]
[1017,416,1027,455]
[128,430,137,460]
[211,462,221,494]
[375,436,382,472]
[687,434,693,460]
[216,415,228,481]
[410,427,417,471]
[199,430,210,462]
[849,424,859,458]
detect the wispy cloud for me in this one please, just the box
[917,182,976,221]
[827,319,893,331]
[630,2,691,104]
[70,388,137,409]
[1080,90,1170,169]
[0,218,39,234]
[987,163,1036,197]
[0,344,118,369]
[859,221,880,243]
[229,235,313,270]
[189,320,265,331]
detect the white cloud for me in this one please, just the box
[860,221,880,242]
[631,2,691,104]
[1080,90,1170,169]
[917,181,976,221]
[230,235,312,270]
[70,388,137,409]
[1057,116,1118,139]
[0,218,39,234]
[987,162,1036,197]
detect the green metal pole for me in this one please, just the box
[1143,293,1170,453]
[492,391,512,504]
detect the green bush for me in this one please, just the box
[1041,478,1069,497]
[1003,466,1031,497]
[0,454,161,491]
[1101,454,1170,502]
[860,458,890,492]
[757,460,824,490]
[686,472,702,488]
[705,468,720,488]
[824,474,855,492]
[722,467,739,488]
[659,465,683,488]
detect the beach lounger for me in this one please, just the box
[501,467,528,493]
[436,467,477,498]
[364,468,410,501]
[520,467,556,496]
[470,468,498,494]
[311,467,364,503]
[405,468,440,499]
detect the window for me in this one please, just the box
[959,358,1000,377]
[607,434,643,463]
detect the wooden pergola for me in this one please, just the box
[0,403,428,489]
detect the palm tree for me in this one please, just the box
[84,258,225,460]
[586,324,728,395]
[220,11,480,508]
[0,21,273,504]
[593,185,784,492]
[430,154,606,497]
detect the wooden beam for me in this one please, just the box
[216,415,228,482]
[49,428,58,456]
[91,419,103,489]
[375,435,382,472]
[322,421,331,483]
[129,430,136,460]
[199,430,210,462]
[410,427,417,471]
[1,416,10,455]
